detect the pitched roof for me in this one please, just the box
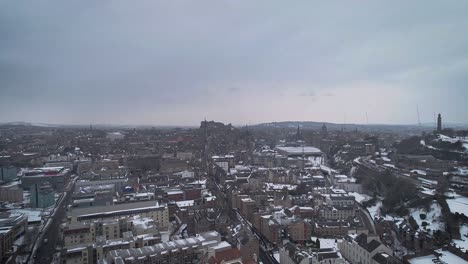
[355,233,383,253]
[208,247,241,264]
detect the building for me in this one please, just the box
[239,197,257,221]
[319,205,355,220]
[338,233,393,264]
[279,242,345,264]
[176,152,193,161]
[104,231,226,264]
[0,182,23,203]
[288,219,312,244]
[30,182,55,208]
[62,216,159,248]
[0,166,17,183]
[21,167,70,191]
[437,113,442,132]
[63,231,161,264]
[68,201,169,229]
[74,178,126,194]
[314,220,350,237]
[125,155,160,172]
[106,132,125,141]
[275,145,323,158]
[326,194,355,207]
[0,212,28,260]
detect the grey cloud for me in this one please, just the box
[1,0,467,125]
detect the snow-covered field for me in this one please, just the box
[446,193,468,215]
[452,225,468,252]
[409,201,444,233]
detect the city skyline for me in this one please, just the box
[1,1,468,126]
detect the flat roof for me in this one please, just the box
[275,146,322,155]
[70,201,165,218]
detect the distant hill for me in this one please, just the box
[0,122,195,130]
[250,121,434,134]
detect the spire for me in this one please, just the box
[437,113,442,132]
[296,125,302,141]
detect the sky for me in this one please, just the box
[1,1,468,126]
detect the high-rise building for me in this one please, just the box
[0,182,23,203]
[30,182,55,208]
[437,113,442,131]
[0,166,18,183]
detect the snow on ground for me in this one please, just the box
[446,193,468,215]
[411,169,427,176]
[438,134,458,143]
[307,156,323,166]
[445,190,457,197]
[348,192,372,204]
[409,201,444,233]
[420,187,436,196]
[435,249,467,264]
[14,235,25,246]
[10,208,43,223]
[160,231,170,242]
[452,225,468,253]
[320,165,338,175]
[319,238,338,249]
[408,255,436,264]
[383,215,404,222]
[418,177,438,185]
[367,200,382,219]
[409,249,467,264]
[273,252,280,262]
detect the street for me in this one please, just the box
[27,175,77,264]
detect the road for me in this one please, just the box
[359,207,377,234]
[233,209,279,264]
[28,175,77,264]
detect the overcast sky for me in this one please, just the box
[1,1,467,126]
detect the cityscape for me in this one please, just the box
[0,118,468,264]
[1,1,468,264]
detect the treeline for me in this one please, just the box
[357,168,419,216]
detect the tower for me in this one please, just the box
[437,113,442,132]
[321,123,328,137]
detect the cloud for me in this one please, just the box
[0,0,467,125]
